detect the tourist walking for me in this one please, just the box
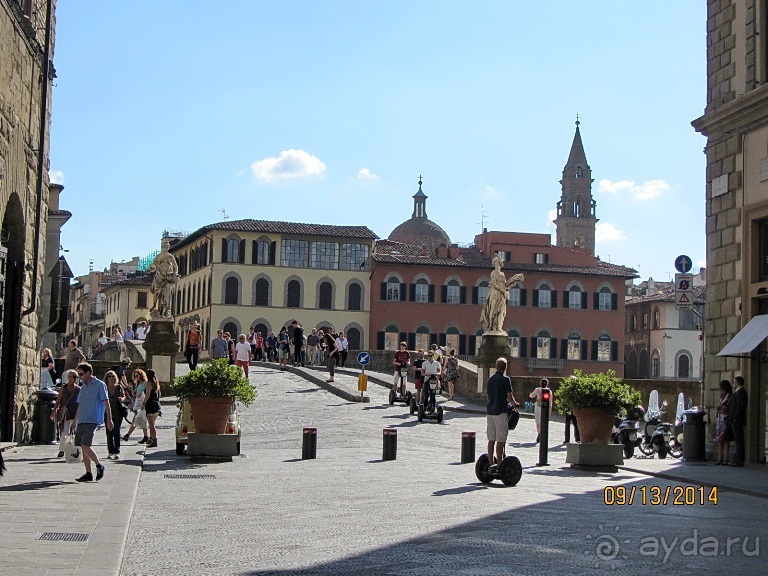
[336,331,349,367]
[730,375,748,466]
[52,369,80,458]
[324,327,340,382]
[714,379,734,465]
[529,378,553,444]
[72,362,112,482]
[211,329,228,359]
[443,348,460,400]
[184,321,201,370]
[235,334,252,377]
[40,347,56,388]
[122,369,149,444]
[141,369,162,449]
[64,340,86,371]
[104,370,126,460]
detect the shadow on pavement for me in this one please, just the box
[432,484,491,496]
[0,479,69,491]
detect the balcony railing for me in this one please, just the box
[526,358,565,374]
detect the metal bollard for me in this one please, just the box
[461,431,476,463]
[302,427,317,460]
[382,428,397,461]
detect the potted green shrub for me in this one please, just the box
[555,370,641,443]
[174,359,256,434]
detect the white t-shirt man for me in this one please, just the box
[235,341,251,362]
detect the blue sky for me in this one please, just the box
[51,2,706,281]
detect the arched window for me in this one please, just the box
[477,281,490,306]
[348,283,362,311]
[598,287,613,310]
[415,326,430,352]
[626,350,639,378]
[253,323,268,339]
[639,349,650,378]
[445,327,460,352]
[224,277,239,305]
[201,281,206,308]
[319,282,333,310]
[384,324,400,351]
[568,285,582,309]
[536,331,551,359]
[223,322,238,339]
[415,278,429,303]
[287,280,301,308]
[651,351,660,377]
[446,279,461,304]
[567,332,581,360]
[386,276,400,301]
[537,284,551,308]
[346,327,361,351]
[254,278,269,306]
[227,239,240,263]
[258,241,270,264]
[677,354,690,378]
[631,315,637,331]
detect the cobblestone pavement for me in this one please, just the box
[120,365,768,576]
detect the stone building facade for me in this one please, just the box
[692,0,768,463]
[0,0,57,442]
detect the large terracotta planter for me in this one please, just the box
[572,407,616,444]
[188,396,233,434]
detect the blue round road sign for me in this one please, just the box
[675,255,693,274]
[357,351,371,366]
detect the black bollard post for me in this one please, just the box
[537,388,551,466]
[302,427,317,460]
[461,431,476,463]
[382,428,397,461]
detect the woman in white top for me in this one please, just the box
[235,334,252,377]
[529,378,553,444]
[335,331,349,367]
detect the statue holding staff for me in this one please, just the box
[480,253,524,334]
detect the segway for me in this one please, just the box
[475,453,522,486]
[412,375,444,423]
[389,365,413,406]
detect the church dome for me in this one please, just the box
[387,177,451,252]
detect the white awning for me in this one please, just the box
[717,315,768,357]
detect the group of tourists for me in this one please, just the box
[393,343,462,402]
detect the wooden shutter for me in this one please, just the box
[409,284,416,302]
[377,332,385,350]
[611,293,618,310]
[562,291,569,309]
[560,339,568,359]
[407,333,416,351]
[551,290,557,308]
[400,283,407,301]
[459,335,467,356]
[611,341,619,361]
[399,332,407,347]
[430,333,438,346]
[520,337,527,358]
[239,239,245,264]
[591,340,598,360]
[439,333,446,346]
[468,335,477,354]
[550,338,557,359]
[532,290,539,307]
[593,293,600,309]
[472,287,479,304]
[460,286,467,304]
[441,286,447,303]
[581,340,588,360]
[581,292,588,309]
[380,282,387,301]
[269,241,276,265]
[251,240,258,264]
[221,239,227,262]
[530,337,537,357]
[428,285,435,303]
[520,289,527,306]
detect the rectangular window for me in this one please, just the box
[415,333,430,352]
[652,356,660,377]
[477,285,490,305]
[137,291,147,309]
[569,290,581,309]
[538,290,551,308]
[599,292,612,311]
[509,336,520,358]
[311,241,338,269]
[386,281,400,301]
[257,241,270,264]
[567,339,580,360]
[509,287,521,307]
[415,283,429,303]
[340,243,370,271]
[384,332,400,351]
[535,253,549,264]
[537,337,550,359]
[497,251,508,261]
[643,313,649,329]
[597,340,611,362]
[281,239,309,268]
[446,285,460,304]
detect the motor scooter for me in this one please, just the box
[669,392,686,459]
[637,390,674,459]
[611,406,644,459]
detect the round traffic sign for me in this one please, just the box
[674,255,693,274]
[357,351,371,366]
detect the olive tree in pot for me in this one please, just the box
[174,359,256,434]
[555,370,641,443]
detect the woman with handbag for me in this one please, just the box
[52,369,80,457]
[104,370,126,460]
[142,369,162,448]
[122,369,149,444]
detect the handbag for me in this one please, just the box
[507,405,520,430]
[63,434,82,464]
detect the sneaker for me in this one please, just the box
[76,472,93,482]
[95,464,105,481]
[57,451,64,458]
[138,437,148,444]
[148,439,157,448]
[113,454,120,461]
[107,454,114,460]
[121,434,130,441]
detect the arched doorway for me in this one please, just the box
[1,195,26,441]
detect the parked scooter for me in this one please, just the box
[637,390,674,459]
[611,406,644,459]
[669,393,686,459]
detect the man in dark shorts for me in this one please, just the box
[412,349,426,404]
[392,342,410,394]
[486,357,519,468]
[72,362,113,482]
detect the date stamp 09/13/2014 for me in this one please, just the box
[603,485,719,506]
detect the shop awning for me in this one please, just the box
[717,315,768,357]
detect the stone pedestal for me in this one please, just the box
[565,442,623,471]
[144,319,179,386]
[475,332,512,394]
[188,433,238,460]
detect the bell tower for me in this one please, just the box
[554,117,598,255]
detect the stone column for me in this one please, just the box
[144,319,178,386]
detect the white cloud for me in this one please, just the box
[598,178,670,200]
[49,170,64,185]
[596,222,626,244]
[478,182,503,203]
[697,259,706,269]
[251,149,326,183]
[357,168,379,181]
[547,208,557,229]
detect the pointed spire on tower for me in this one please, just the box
[412,175,428,218]
[565,115,588,172]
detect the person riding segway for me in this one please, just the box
[389,342,412,405]
[475,357,522,487]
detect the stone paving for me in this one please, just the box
[115,364,767,576]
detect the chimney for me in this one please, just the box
[48,183,64,211]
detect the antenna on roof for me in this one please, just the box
[478,205,487,232]
[220,208,229,220]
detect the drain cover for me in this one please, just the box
[163,474,216,479]
[36,533,91,542]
